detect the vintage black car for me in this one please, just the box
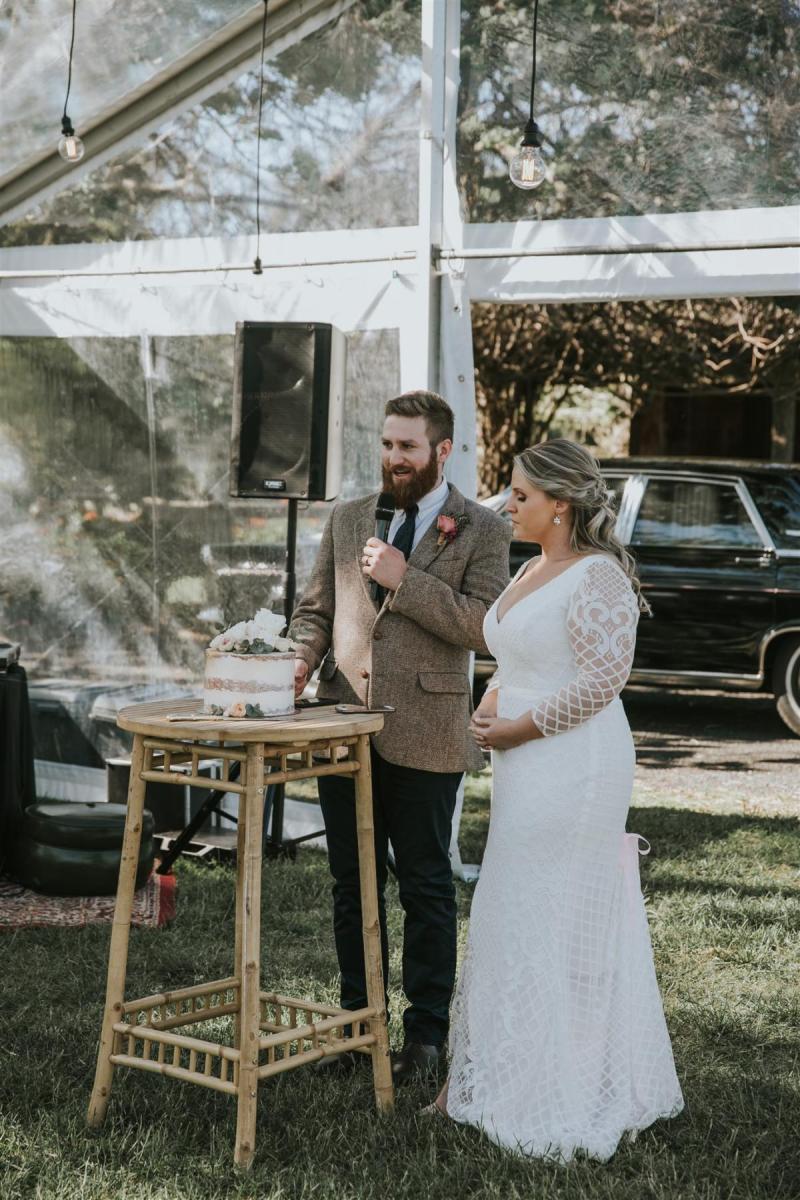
[479,459,800,736]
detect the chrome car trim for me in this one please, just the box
[477,625,800,691]
[784,644,800,723]
[737,481,776,551]
[631,469,743,486]
[758,623,800,673]
[616,475,645,545]
[628,669,764,691]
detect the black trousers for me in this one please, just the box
[318,746,461,1049]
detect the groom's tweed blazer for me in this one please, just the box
[288,484,510,773]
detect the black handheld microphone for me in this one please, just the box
[370,491,396,601]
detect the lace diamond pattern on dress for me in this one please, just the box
[446,554,684,1162]
[531,558,639,737]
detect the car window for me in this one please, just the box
[744,476,800,549]
[631,479,763,548]
[496,475,630,532]
[604,475,630,509]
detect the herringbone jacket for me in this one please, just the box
[288,484,510,773]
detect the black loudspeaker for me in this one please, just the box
[230,321,346,501]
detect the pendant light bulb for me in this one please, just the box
[58,116,85,162]
[509,119,546,190]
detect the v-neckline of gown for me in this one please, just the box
[495,554,600,626]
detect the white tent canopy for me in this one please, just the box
[3,0,799,498]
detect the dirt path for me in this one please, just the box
[626,686,799,817]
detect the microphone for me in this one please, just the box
[371,491,396,601]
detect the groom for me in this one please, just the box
[288,390,509,1081]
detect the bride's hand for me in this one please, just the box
[471,715,535,751]
[471,688,498,724]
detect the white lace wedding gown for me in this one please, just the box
[447,554,684,1162]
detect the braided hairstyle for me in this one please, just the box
[514,438,650,614]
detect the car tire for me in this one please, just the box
[772,636,800,737]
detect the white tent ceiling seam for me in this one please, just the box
[0,0,356,225]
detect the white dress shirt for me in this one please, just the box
[387,475,450,554]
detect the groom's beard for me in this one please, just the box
[382,447,440,510]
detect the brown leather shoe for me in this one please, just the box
[391,1042,441,1084]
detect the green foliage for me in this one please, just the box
[1,0,798,247]
[0,0,422,247]
[473,296,800,494]
[458,0,800,222]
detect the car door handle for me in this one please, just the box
[734,554,773,567]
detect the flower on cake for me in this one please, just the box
[209,608,299,655]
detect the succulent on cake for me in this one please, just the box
[207,702,266,718]
[209,608,299,656]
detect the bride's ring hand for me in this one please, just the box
[472,715,529,751]
[471,715,491,749]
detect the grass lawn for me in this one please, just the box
[1,776,798,1200]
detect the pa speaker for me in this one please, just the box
[230,321,346,501]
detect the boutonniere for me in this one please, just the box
[436,512,470,546]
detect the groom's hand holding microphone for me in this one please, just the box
[361,538,408,591]
[361,490,407,594]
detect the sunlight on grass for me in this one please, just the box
[1,774,798,1200]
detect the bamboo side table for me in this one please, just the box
[87,699,393,1169]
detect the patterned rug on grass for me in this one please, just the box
[0,870,177,930]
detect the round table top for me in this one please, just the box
[117,698,385,742]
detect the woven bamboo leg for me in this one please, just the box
[87,735,147,1128]
[232,773,249,1050]
[354,734,394,1112]
[234,742,265,1169]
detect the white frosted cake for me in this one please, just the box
[204,650,295,719]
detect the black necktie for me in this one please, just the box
[375,505,418,607]
[391,504,418,561]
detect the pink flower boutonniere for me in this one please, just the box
[436,512,470,546]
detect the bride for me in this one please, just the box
[431,438,684,1161]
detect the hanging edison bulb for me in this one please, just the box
[509,0,550,191]
[58,116,85,162]
[58,2,84,164]
[509,119,546,190]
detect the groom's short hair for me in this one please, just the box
[384,390,455,448]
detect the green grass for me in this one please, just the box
[1,780,799,1200]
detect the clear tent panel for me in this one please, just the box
[0,329,397,702]
[458,0,800,223]
[1,0,421,243]
[0,0,252,178]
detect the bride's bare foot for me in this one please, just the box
[434,1079,450,1115]
[419,1077,450,1119]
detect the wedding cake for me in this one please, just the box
[203,609,297,719]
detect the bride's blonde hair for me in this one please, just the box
[514,438,650,613]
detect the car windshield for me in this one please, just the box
[745,475,800,550]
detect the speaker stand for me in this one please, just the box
[285,497,298,619]
[263,496,302,858]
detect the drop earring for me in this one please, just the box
[553,514,562,525]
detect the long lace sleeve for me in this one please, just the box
[531,557,639,737]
